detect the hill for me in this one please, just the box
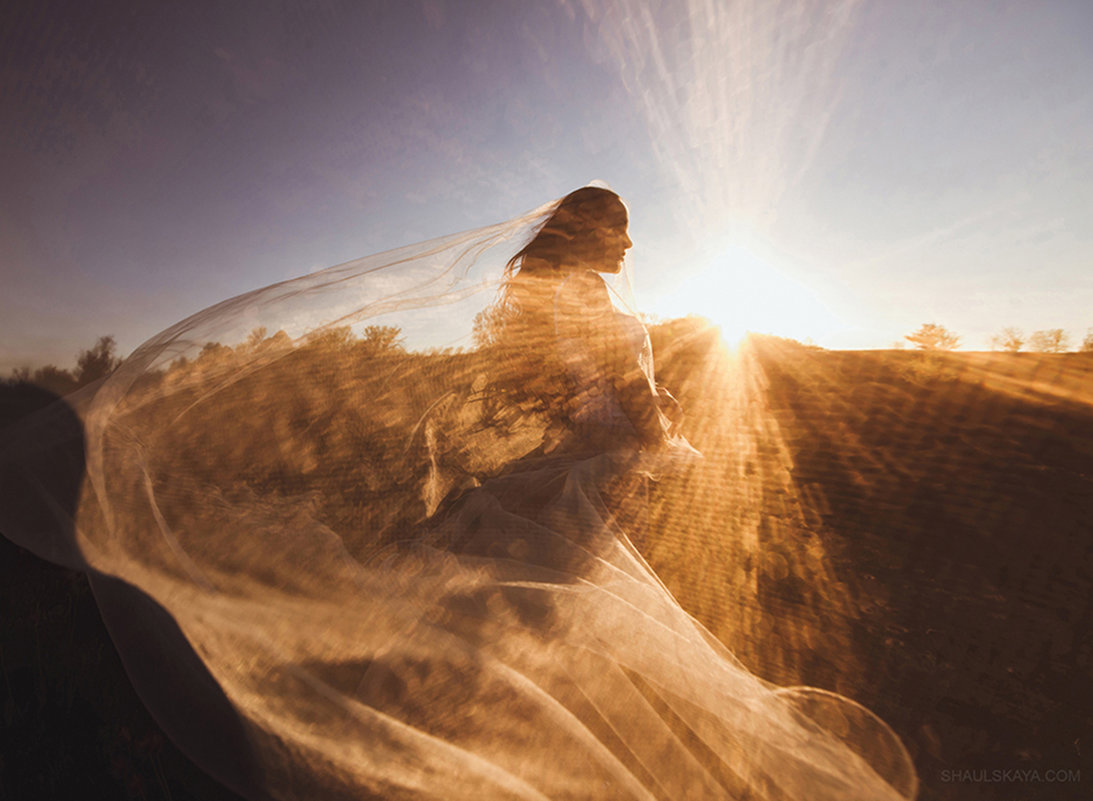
[3,327,1090,800]
[643,327,1091,801]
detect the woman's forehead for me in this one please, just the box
[601,201,628,228]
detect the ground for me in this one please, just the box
[2,330,1090,800]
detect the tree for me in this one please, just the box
[1081,329,1093,353]
[301,325,347,348]
[905,323,960,351]
[75,335,122,386]
[990,326,1025,353]
[199,341,231,361]
[244,326,269,349]
[471,301,515,349]
[1028,329,1070,353]
[361,325,403,352]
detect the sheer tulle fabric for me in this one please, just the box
[1,197,917,799]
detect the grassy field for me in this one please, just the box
[3,329,1090,800]
[644,327,1091,801]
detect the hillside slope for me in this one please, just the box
[644,326,1091,801]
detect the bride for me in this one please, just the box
[1,186,917,799]
[493,185,671,451]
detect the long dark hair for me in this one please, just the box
[504,186,627,280]
[473,186,626,350]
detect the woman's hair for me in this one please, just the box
[483,186,626,381]
[479,187,627,423]
[505,186,627,279]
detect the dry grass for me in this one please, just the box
[3,327,1090,800]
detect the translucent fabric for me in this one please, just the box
[0,194,917,800]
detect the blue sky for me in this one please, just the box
[3,0,1091,371]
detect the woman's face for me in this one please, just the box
[589,215,633,274]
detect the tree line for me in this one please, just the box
[904,324,1093,353]
[5,321,1092,400]
[3,335,123,395]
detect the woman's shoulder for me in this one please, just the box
[556,270,611,311]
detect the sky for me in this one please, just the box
[2,0,1091,372]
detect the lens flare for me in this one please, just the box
[649,239,843,348]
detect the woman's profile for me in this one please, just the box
[481,186,682,456]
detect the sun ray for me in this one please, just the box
[648,237,843,348]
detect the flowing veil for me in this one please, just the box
[0,191,918,800]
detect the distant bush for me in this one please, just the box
[75,335,122,384]
[1028,329,1070,353]
[990,327,1025,353]
[4,335,122,395]
[7,364,77,396]
[905,323,960,351]
[1080,329,1093,353]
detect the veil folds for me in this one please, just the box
[1,193,917,799]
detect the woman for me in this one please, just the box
[487,186,682,455]
[405,187,916,800]
[420,186,686,569]
[1,186,917,799]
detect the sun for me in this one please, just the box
[645,239,842,348]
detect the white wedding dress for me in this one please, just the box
[0,193,917,800]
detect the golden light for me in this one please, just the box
[648,238,843,348]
